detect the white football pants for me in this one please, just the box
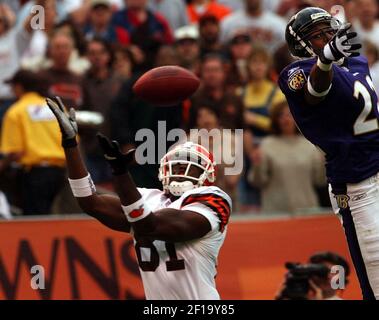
[329,173,379,300]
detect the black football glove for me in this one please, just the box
[46,96,78,148]
[319,23,362,64]
[97,133,136,176]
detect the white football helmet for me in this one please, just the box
[158,142,216,197]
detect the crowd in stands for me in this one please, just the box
[1,0,379,217]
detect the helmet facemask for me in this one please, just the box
[159,143,216,197]
[286,7,341,59]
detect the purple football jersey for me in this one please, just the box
[278,56,379,184]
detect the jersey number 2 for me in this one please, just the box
[135,242,185,272]
[353,76,379,135]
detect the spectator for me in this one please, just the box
[220,0,287,52]
[352,0,379,50]
[54,18,89,67]
[188,53,247,212]
[193,101,219,132]
[174,25,200,72]
[188,103,241,208]
[111,0,173,69]
[225,31,253,89]
[0,2,34,127]
[248,101,326,214]
[38,32,83,108]
[21,0,57,71]
[241,45,285,138]
[308,251,351,300]
[24,19,91,74]
[189,53,244,130]
[149,0,189,31]
[190,53,227,115]
[113,45,136,81]
[234,45,285,213]
[276,251,350,300]
[198,14,223,57]
[0,70,66,215]
[83,0,129,46]
[81,37,122,183]
[187,0,232,24]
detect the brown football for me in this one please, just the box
[133,66,200,106]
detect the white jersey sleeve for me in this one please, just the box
[137,187,170,211]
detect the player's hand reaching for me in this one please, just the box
[46,96,78,148]
[319,23,362,64]
[97,133,136,176]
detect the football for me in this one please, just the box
[133,66,200,106]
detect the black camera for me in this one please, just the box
[277,262,330,300]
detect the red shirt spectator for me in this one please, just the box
[111,1,173,68]
[187,0,232,24]
[38,33,83,108]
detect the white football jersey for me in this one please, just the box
[134,186,232,300]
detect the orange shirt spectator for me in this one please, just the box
[187,0,231,24]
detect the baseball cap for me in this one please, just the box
[5,69,38,86]
[4,69,43,93]
[174,25,199,42]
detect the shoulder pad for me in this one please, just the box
[180,186,232,232]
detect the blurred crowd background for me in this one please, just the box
[1,0,379,218]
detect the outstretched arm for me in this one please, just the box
[305,23,361,105]
[305,62,333,105]
[46,97,130,233]
[97,134,212,242]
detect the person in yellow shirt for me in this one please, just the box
[241,45,286,138]
[0,70,66,215]
[238,45,286,212]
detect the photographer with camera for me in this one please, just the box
[308,251,351,300]
[276,251,350,300]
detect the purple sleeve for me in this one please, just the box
[278,62,312,97]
